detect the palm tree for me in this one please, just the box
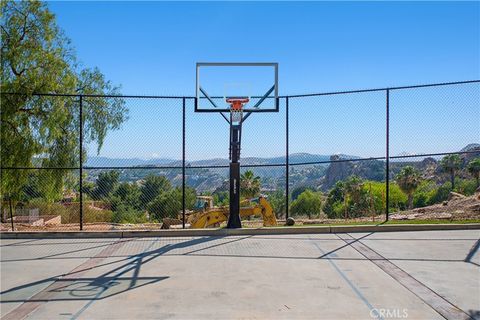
[240,170,261,199]
[344,176,363,204]
[467,158,480,188]
[395,166,422,209]
[440,154,462,190]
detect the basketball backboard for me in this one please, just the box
[195,62,279,113]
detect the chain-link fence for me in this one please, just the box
[1,80,479,231]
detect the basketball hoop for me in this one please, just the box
[226,97,249,122]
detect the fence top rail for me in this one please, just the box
[1,80,479,99]
[285,79,480,98]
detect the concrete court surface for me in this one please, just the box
[0,230,479,320]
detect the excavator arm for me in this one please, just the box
[188,196,277,229]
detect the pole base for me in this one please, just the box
[227,162,242,228]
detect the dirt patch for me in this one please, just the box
[390,192,480,221]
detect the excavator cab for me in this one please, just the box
[192,196,214,212]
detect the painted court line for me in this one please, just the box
[307,235,384,320]
[1,239,129,320]
[336,233,472,320]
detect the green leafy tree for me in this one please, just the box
[1,1,127,202]
[426,182,452,205]
[412,180,436,208]
[113,182,141,209]
[147,187,196,221]
[323,181,346,218]
[289,190,322,219]
[81,181,96,199]
[395,166,422,209]
[454,179,477,196]
[240,170,261,199]
[291,185,314,201]
[139,175,172,209]
[440,154,462,190]
[467,158,480,188]
[93,171,119,200]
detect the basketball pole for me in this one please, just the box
[195,62,279,229]
[227,120,242,228]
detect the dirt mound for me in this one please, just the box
[390,191,480,221]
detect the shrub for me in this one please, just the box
[112,204,147,224]
[290,190,322,219]
[147,187,195,222]
[331,201,346,219]
[83,207,113,223]
[426,182,451,205]
[454,179,477,196]
[413,192,428,208]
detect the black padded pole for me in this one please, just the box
[227,124,242,228]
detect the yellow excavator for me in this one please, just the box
[162,195,277,229]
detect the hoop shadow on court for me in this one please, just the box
[0,236,222,304]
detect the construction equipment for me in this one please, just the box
[193,196,214,212]
[187,196,277,229]
[161,195,277,229]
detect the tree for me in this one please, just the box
[440,154,462,190]
[147,187,196,221]
[289,190,322,219]
[93,171,119,200]
[139,175,172,209]
[343,175,366,217]
[323,181,346,218]
[1,1,127,201]
[395,166,422,209]
[240,170,261,199]
[467,158,480,188]
[291,185,314,201]
[113,182,141,209]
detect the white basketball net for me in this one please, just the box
[230,107,243,123]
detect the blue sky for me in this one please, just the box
[47,1,480,161]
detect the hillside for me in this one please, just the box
[390,191,480,220]
[85,145,480,194]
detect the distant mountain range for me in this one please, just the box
[86,157,176,167]
[85,144,479,193]
[86,153,355,168]
[86,146,480,168]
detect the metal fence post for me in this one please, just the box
[9,196,14,231]
[385,89,390,222]
[285,96,289,220]
[79,95,84,230]
[182,97,186,229]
